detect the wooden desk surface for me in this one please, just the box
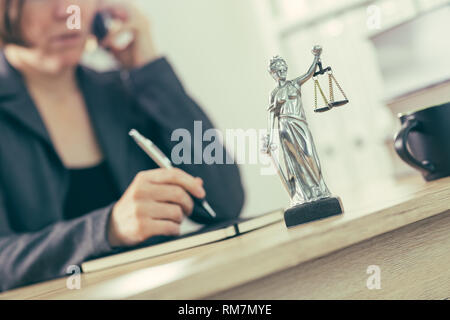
[1,175,449,300]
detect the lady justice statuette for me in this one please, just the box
[262,45,349,228]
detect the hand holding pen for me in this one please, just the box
[129,129,217,218]
[107,141,211,248]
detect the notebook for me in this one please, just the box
[81,209,284,273]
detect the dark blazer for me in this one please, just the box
[0,51,245,292]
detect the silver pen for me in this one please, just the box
[129,129,216,218]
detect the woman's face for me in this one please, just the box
[19,0,99,67]
[271,61,288,82]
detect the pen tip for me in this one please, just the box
[202,201,217,218]
[129,129,138,137]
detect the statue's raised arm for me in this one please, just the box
[294,45,322,87]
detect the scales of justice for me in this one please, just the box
[262,45,349,228]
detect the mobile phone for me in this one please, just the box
[92,12,110,42]
[92,11,134,50]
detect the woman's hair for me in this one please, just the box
[268,55,287,74]
[0,0,26,47]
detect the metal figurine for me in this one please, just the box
[262,45,344,228]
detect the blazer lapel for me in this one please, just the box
[0,52,53,149]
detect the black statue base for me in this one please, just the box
[284,197,343,228]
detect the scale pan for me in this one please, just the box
[314,106,332,113]
[328,100,348,108]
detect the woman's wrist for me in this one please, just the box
[133,29,161,68]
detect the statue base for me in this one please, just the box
[284,197,343,228]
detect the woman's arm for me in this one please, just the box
[294,46,323,87]
[262,109,276,157]
[294,55,320,87]
[0,188,115,292]
[266,110,276,149]
[267,90,276,142]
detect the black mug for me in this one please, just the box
[394,102,450,181]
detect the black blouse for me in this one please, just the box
[64,162,120,221]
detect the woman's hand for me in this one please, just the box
[108,168,205,248]
[261,134,276,154]
[312,45,322,57]
[99,1,160,68]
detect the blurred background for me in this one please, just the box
[83,0,450,226]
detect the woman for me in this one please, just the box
[0,0,244,292]
[264,47,331,205]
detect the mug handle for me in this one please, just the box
[394,117,435,174]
